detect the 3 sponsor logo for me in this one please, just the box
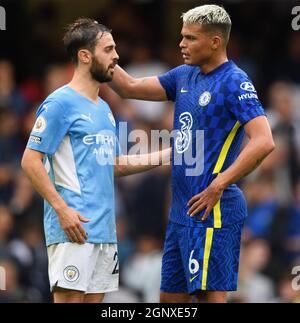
[175,112,193,154]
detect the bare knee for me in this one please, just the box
[53,287,85,303]
[84,293,105,303]
[196,291,227,303]
[160,292,192,303]
[207,291,227,303]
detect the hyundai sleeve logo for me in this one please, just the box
[240,82,256,92]
[0,6,6,31]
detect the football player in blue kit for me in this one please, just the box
[111,4,275,302]
[21,18,171,303]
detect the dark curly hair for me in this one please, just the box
[63,18,111,64]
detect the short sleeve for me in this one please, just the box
[225,73,266,125]
[158,66,181,101]
[27,100,71,155]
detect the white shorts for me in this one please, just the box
[47,242,119,294]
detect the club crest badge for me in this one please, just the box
[199,91,211,107]
[63,266,79,282]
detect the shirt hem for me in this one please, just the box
[46,239,118,247]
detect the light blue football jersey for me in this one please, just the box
[27,85,120,246]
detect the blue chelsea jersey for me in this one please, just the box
[27,85,120,246]
[158,60,266,228]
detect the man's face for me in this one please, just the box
[179,24,215,66]
[90,32,119,83]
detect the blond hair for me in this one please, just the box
[182,5,231,44]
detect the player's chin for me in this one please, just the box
[183,57,192,65]
[106,71,114,81]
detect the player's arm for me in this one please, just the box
[110,65,168,101]
[114,147,171,177]
[21,148,90,243]
[188,116,275,219]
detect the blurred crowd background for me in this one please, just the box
[0,0,300,303]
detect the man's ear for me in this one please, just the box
[78,49,91,64]
[211,36,222,50]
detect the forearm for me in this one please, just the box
[21,156,67,212]
[187,117,275,219]
[215,138,275,189]
[115,147,171,177]
[22,151,90,244]
[110,65,167,101]
[110,65,135,98]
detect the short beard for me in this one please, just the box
[90,56,112,83]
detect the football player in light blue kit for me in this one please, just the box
[21,18,171,303]
[111,5,275,302]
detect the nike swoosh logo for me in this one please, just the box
[180,88,188,93]
[189,274,199,283]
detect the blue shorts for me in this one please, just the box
[160,220,244,293]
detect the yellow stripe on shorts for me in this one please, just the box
[201,228,214,290]
[213,200,222,229]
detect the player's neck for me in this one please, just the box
[68,69,100,105]
[200,54,228,75]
